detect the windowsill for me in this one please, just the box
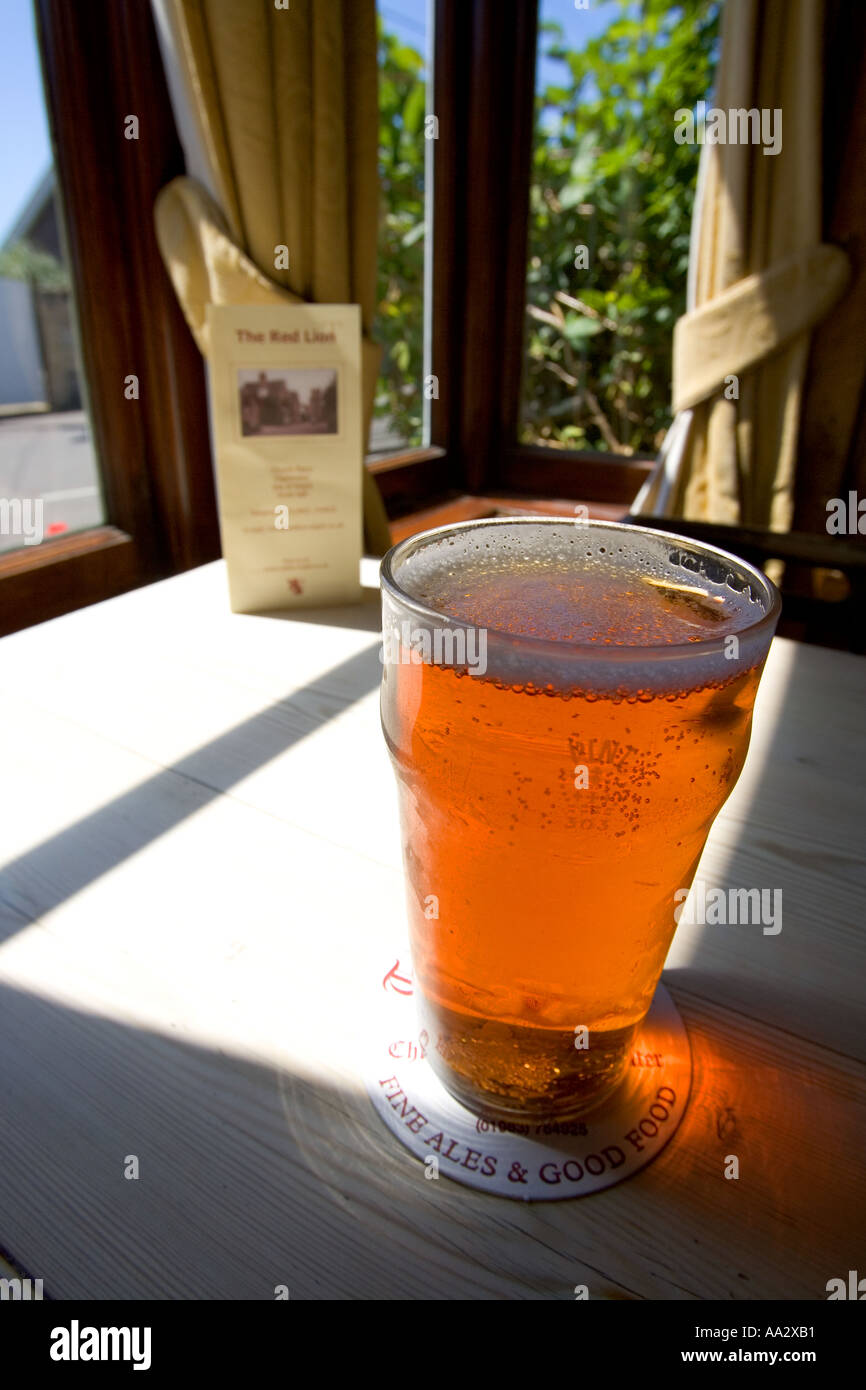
[387,494,630,545]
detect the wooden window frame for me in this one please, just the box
[0,0,219,636]
[376,0,655,526]
[4,0,656,639]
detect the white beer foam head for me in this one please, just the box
[380,519,780,695]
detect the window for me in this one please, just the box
[1,0,743,626]
[0,0,218,636]
[374,0,703,524]
[0,0,105,554]
[374,1,430,454]
[522,0,721,456]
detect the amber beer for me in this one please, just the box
[380,519,780,1118]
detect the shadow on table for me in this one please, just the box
[0,636,861,1297]
[0,975,852,1301]
[245,580,383,633]
[0,642,382,946]
[662,637,866,1061]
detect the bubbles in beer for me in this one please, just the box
[382,521,777,1116]
[393,521,772,697]
[411,557,753,646]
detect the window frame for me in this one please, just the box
[376,0,656,527]
[3,0,658,638]
[0,0,220,637]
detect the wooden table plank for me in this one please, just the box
[0,955,860,1299]
[0,560,863,1299]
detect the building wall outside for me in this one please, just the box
[35,289,81,411]
[0,277,46,409]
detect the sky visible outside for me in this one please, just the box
[379,0,620,84]
[0,0,52,245]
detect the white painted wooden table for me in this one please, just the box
[0,559,863,1299]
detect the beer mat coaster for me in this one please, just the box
[365,960,691,1201]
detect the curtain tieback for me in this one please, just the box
[154,175,391,556]
[672,243,850,414]
[154,174,382,416]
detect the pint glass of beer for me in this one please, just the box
[380,519,780,1119]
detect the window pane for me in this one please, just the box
[0,0,105,554]
[521,0,721,456]
[373,0,429,453]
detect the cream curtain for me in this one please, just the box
[153,0,391,556]
[632,0,850,532]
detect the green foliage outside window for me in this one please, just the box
[376,21,426,447]
[374,0,721,456]
[0,239,70,291]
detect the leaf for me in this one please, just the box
[389,44,424,75]
[401,221,426,248]
[558,133,597,207]
[403,83,426,137]
[561,316,604,344]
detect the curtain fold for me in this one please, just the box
[153,0,391,556]
[632,0,850,534]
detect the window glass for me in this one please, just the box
[0,0,105,553]
[373,0,429,453]
[521,0,721,456]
